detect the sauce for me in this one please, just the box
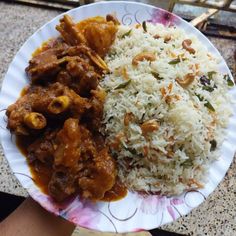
[16,136,52,194]
[9,16,127,201]
[29,162,52,194]
[16,135,127,201]
[103,179,127,201]
[32,39,53,57]
[20,86,30,96]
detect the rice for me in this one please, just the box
[100,22,233,195]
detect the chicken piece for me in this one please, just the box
[78,147,117,200]
[6,83,90,135]
[27,129,58,164]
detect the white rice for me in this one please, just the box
[100,23,233,195]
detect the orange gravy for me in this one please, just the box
[16,136,52,194]
[16,136,127,201]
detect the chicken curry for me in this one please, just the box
[7,14,127,202]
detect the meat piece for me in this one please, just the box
[27,49,60,83]
[48,118,81,201]
[47,118,116,201]
[9,14,121,202]
[33,38,69,57]
[6,86,51,135]
[6,83,90,135]
[27,44,107,94]
[66,51,94,76]
[53,119,97,168]
[65,45,91,62]
[26,43,69,83]
[78,147,117,200]
[54,46,106,97]
[79,125,97,162]
[77,73,99,97]
[54,118,81,168]
[27,15,112,84]
[66,57,99,96]
[65,45,109,72]
[48,167,77,202]
[56,70,72,86]
[93,132,106,151]
[57,14,117,58]
[27,130,58,164]
[84,89,106,131]
[6,91,32,135]
[29,84,63,113]
[56,15,86,46]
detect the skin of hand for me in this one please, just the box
[0,197,76,236]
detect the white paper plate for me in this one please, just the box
[0,1,235,233]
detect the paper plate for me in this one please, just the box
[0,1,235,233]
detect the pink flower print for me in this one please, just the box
[29,189,60,215]
[166,197,184,220]
[167,205,176,220]
[170,198,184,205]
[56,195,77,209]
[133,228,145,232]
[139,194,183,220]
[148,9,179,26]
[61,199,101,228]
[140,195,166,215]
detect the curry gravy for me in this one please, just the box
[16,136,127,201]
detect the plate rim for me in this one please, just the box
[0,1,235,233]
